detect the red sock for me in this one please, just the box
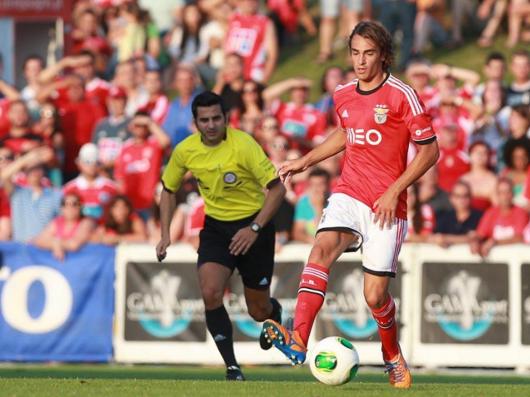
[371,294,399,361]
[293,263,329,345]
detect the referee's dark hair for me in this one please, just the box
[191,91,228,119]
[348,21,394,72]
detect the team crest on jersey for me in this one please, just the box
[374,104,389,124]
[224,172,237,184]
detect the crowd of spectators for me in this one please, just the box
[0,0,529,259]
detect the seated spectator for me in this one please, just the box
[406,182,435,243]
[138,69,169,125]
[180,196,205,250]
[315,66,344,127]
[212,53,245,113]
[506,50,530,108]
[162,64,202,147]
[472,52,507,104]
[436,122,470,192]
[255,115,280,150]
[63,143,119,220]
[32,193,96,260]
[431,180,482,248]
[470,177,528,257]
[231,80,266,135]
[92,194,147,244]
[91,86,132,176]
[292,168,330,244]
[113,60,149,117]
[114,2,148,62]
[166,3,207,64]
[498,105,530,171]
[460,141,497,211]
[0,147,60,242]
[405,59,437,111]
[114,112,170,219]
[430,63,481,111]
[0,100,43,156]
[501,140,530,208]
[147,183,184,246]
[417,165,452,213]
[264,77,327,152]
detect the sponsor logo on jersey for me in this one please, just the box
[346,128,383,146]
[374,104,389,124]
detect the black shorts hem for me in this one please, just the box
[197,258,235,272]
[362,266,396,278]
[316,227,363,252]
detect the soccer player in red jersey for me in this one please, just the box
[262,21,439,389]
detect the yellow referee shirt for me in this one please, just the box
[162,127,278,221]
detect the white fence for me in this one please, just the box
[113,243,530,370]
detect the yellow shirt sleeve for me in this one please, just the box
[161,145,187,192]
[241,135,278,189]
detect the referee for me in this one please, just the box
[156,91,285,381]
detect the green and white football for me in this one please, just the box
[309,336,360,386]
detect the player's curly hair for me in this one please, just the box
[348,21,394,72]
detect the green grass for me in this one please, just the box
[1,364,530,397]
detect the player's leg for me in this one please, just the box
[243,286,282,349]
[363,217,411,388]
[198,262,243,380]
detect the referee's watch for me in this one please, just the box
[250,222,262,233]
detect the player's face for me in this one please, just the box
[349,35,384,83]
[195,104,227,146]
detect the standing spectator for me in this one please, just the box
[470,177,528,257]
[32,193,96,260]
[406,182,435,242]
[450,0,478,46]
[0,100,43,156]
[506,50,530,108]
[138,69,169,125]
[267,0,317,45]
[114,112,170,219]
[501,140,530,208]
[255,115,281,150]
[292,168,330,244]
[377,0,417,71]
[114,2,148,62]
[20,55,45,117]
[417,165,452,213]
[162,65,202,147]
[405,60,437,110]
[461,141,497,211]
[476,0,508,48]
[92,86,132,175]
[507,0,530,48]
[473,52,507,103]
[166,3,207,64]
[212,53,245,113]
[63,143,120,220]
[92,194,148,244]
[436,122,470,192]
[431,180,482,248]
[0,147,60,242]
[414,0,448,55]
[225,0,278,83]
[71,8,109,55]
[264,77,327,152]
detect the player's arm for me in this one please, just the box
[374,140,439,229]
[279,127,346,181]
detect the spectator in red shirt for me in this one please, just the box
[0,145,13,240]
[138,69,169,125]
[437,121,470,192]
[0,100,43,156]
[114,112,170,219]
[470,177,529,257]
[264,77,327,152]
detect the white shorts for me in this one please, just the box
[317,193,407,277]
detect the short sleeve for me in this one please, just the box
[161,145,187,192]
[400,89,436,145]
[476,208,494,238]
[242,136,278,188]
[514,208,529,236]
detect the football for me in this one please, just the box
[309,336,360,386]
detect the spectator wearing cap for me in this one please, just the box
[405,60,437,111]
[436,121,470,192]
[263,77,327,152]
[137,69,169,125]
[470,177,528,258]
[114,112,170,220]
[0,146,61,242]
[63,143,120,220]
[92,85,132,175]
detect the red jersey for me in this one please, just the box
[114,137,163,210]
[333,75,436,220]
[477,205,528,240]
[63,175,119,219]
[86,77,111,110]
[271,100,327,150]
[437,147,470,192]
[138,94,170,125]
[0,99,11,138]
[267,0,302,33]
[225,13,269,82]
[0,187,10,217]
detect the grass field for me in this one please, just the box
[1,364,530,397]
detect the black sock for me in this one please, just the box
[269,297,282,323]
[205,305,238,368]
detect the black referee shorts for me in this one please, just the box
[197,213,275,290]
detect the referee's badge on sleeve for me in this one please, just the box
[224,172,237,184]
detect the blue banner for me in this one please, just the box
[0,242,115,362]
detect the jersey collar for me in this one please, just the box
[356,72,390,95]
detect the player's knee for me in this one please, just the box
[309,243,330,264]
[364,289,387,310]
[201,285,224,309]
[247,301,271,322]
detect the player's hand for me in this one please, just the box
[278,157,308,184]
[373,189,399,230]
[156,237,170,262]
[229,227,258,256]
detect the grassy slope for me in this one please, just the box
[1,365,530,397]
